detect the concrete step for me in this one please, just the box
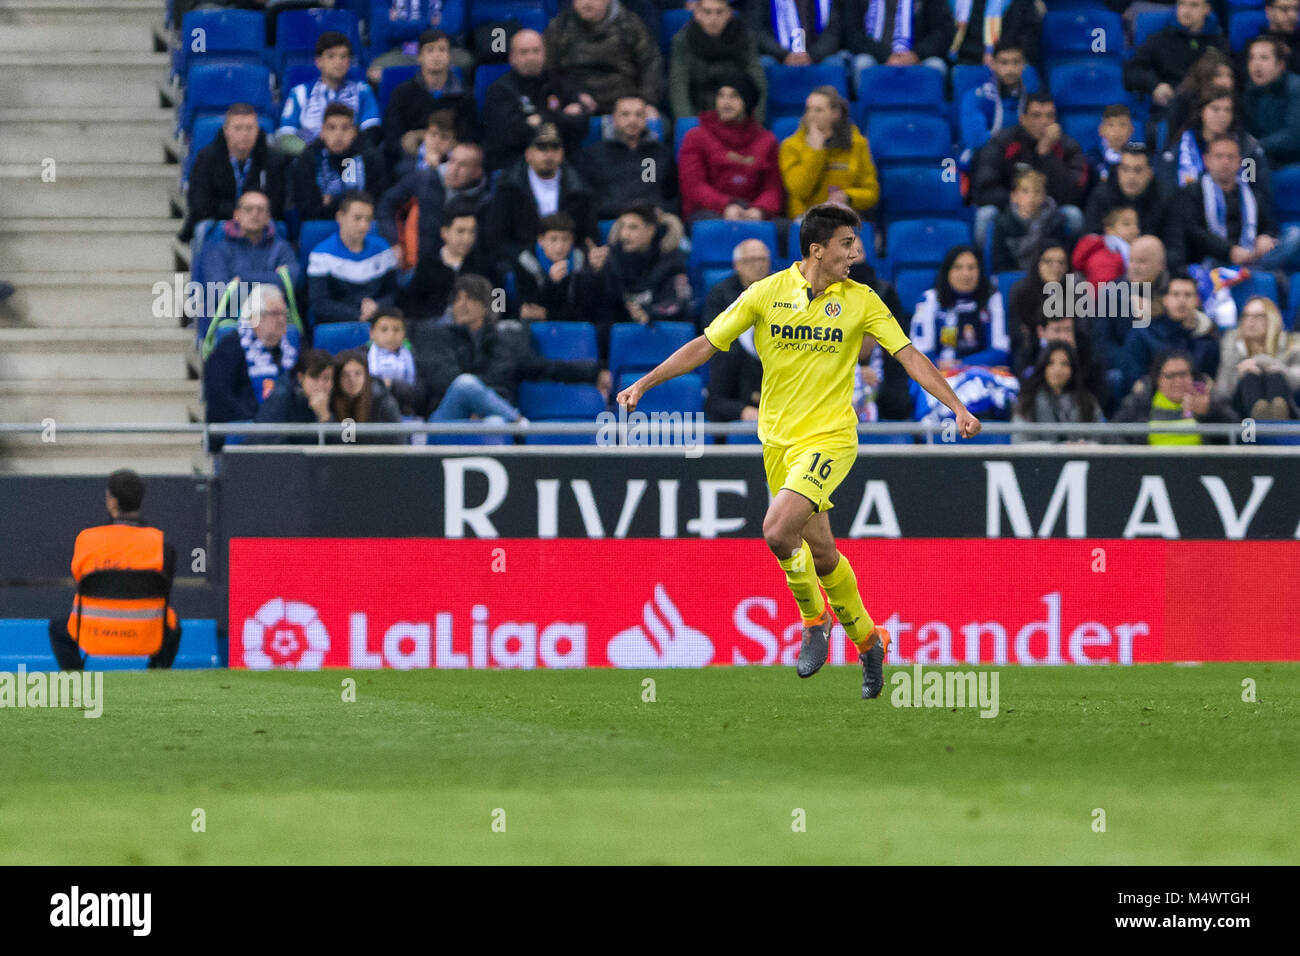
[0,379,197,424]
[0,17,159,52]
[0,163,176,217]
[0,0,164,29]
[0,218,178,272]
[0,434,206,476]
[0,108,173,164]
[0,52,172,108]
[0,327,195,381]
[0,272,187,328]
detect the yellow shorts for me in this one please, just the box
[762,437,857,513]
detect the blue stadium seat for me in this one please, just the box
[0,619,221,670]
[297,220,338,274]
[1290,272,1300,330]
[598,218,616,243]
[470,1,547,32]
[609,322,696,382]
[312,320,371,354]
[892,268,932,317]
[182,62,275,135]
[1228,271,1279,313]
[273,8,363,76]
[1229,11,1269,51]
[376,65,419,113]
[879,165,966,222]
[176,9,265,80]
[530,321,599,361]
[618,372,704,417]
[995,271,1025,308]
[866,113,951,167]
[764,62,850,119]
[951,63,1041,104]
[1049,61,1126,112]
[1273,166,1300,221]
[1041,9,1123,67]
[885,219,972,272]
[661,8,692,55]
[855,66,943,126]
[473,62,510,111]
[770,115,801,143]
[518,381,606,419]
[690,219,779,265]
[674,115,700,158]
[698,266,734,311]
[1134,10,1220,49]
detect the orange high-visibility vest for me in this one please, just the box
[65,523,177,656]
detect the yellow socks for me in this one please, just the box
[777,541,826,625]
[818,555,876,650]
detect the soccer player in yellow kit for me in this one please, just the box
[617,203,981,697]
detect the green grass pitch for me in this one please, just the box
[2,665,1297,864]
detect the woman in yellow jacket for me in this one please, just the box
[779,85,880,220]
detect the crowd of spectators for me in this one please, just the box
[176,0,1300,446]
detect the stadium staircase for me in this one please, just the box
[0,0,201,474]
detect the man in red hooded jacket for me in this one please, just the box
[678,75,784,222]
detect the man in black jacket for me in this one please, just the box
[413,274,606,421]
[382,29,478,170]
[482,124,599,275]
[180,103,290,241]
[577,95,679,219]
[482,28,592,173]
[971,91,1089,249]
[289,103,387,222]
[1123,0,1227,115]
[844,0,955,75]
[1084,144,1177,247]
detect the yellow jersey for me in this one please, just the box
[703,262,912,446]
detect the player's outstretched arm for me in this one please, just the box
[616,335,719,413]
[893,344,982,439]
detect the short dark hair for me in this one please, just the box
[538,212,576,236]
[337,191,374,215]
[315,31,352,57]
[1121,142,1151,161]
[1101,104,1131,121]
[426,107,456,132]
[619,202,657,226]
[1204,132,1240,153]
[293,348,333,379]
[453,273,494,307]
[369,307,405,328]
[1165,270,1201,297]
[1024,91,1055,109]
[418,29,449,50]
[992,39,1025,58]
[1103,205,1137,230]
[1248,34,1290,61]
[799,202,860,257]
[1152,348,1195,380]
[107,469,145,513]
[322,101,356,124]
[442,196,480,223]
[224,102,257,119]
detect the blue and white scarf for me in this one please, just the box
[368,342,417,385]
[239,323,298,403]
[1202,173,1257,249]
[318,149,366,199]
[1104,234,1131,270]
[1177,130,1248,189]
[772,0,830,51]
[1097,142,1123,182]
[388,0,439,22]
[950,0,1004,56]
[866,0,913,53]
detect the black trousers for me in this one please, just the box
[48,618,182,671]
[1235,370,1296,418]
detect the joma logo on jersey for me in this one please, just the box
[772,300,798,309]
[770,324,844,342]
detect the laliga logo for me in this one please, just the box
[243,597,330,670]
[606,584,714,667]
[824,301,841,318]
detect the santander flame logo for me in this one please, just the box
[606,584,714,667]
[242,597,331,670]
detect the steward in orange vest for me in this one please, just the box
[48,470,181,671]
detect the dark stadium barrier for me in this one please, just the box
[217,446,1300,668]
